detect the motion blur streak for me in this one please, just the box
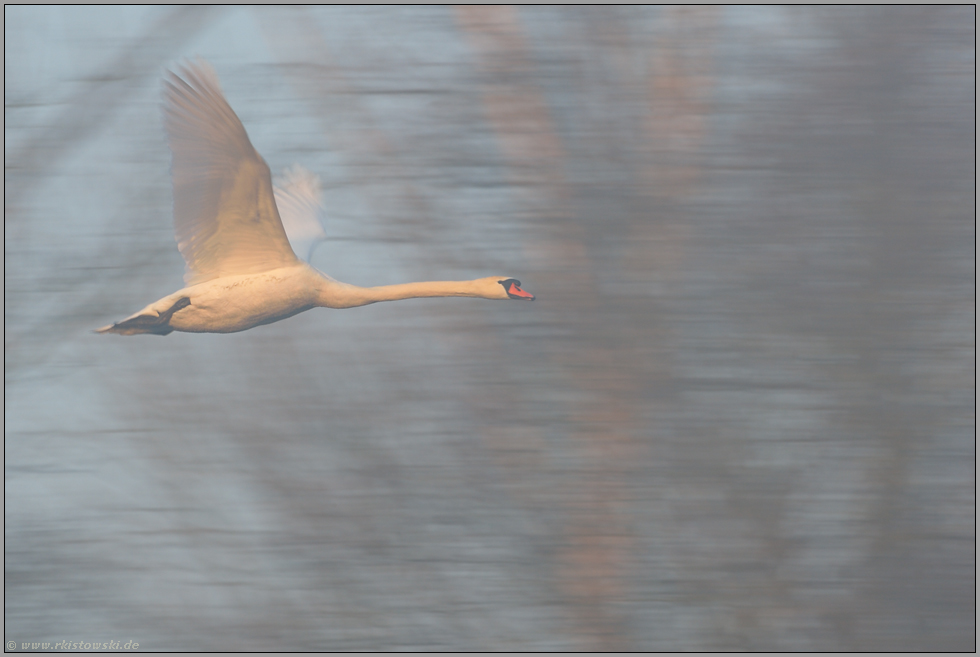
[5,6,975,651]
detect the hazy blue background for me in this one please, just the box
[5,6,975,651]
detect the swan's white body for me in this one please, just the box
[98,61,532,336]
[111,265,525,335]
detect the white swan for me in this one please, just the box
[97,61,533,336]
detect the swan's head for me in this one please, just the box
[495,278,535,301]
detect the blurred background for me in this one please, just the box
[5,6,975,651]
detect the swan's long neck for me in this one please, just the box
[365,280,487,302]
[315,277,491,309]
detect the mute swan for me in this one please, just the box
[97,60,533,336]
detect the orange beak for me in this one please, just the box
[503,280,535,300]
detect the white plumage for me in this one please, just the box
[97,60,533,336]
[274,164,328,263]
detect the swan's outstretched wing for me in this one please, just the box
[164,61,298,285]
[274,165,328,262]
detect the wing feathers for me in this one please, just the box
[164,60,298,285]
[274,165,328,262]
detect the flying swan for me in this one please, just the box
[97,60,533,336]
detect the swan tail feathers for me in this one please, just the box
[95,297,191,336]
